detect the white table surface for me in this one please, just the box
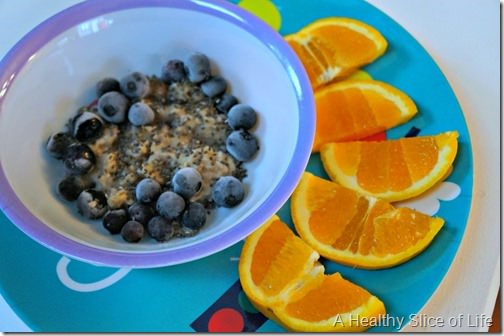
[0,0,500,332]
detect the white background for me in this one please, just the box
[0,0,500,332]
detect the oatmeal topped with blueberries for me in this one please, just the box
[46,52,260,243]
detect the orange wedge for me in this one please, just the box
[274,272,386,332]
[291,172,445,269]
[285,17,387,88]
[239,215,386,331]
[313,79,418,152]
[320,131,459,202]
[238,215,321,313]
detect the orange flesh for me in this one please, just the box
[287,18,388,91]
[373,208,431,255]
[328,136,441,192]
[365,90,403,127]
[388,141,412,191]
[400,137,439,182]
[331,141,360,176]
[314,90,352,148]
[314,83,414,152]
[307,178,359,245]
[343,88,379,137]
[285,273,371,322]
[332,196,369,252]
[357,141,390,193]
[311,26,378,67]
[250,219,315,296]
[250,219,290,286]
[287,39,323,85]
[358,200,394,255]
[301,174,438,256]
[306,38,331,70]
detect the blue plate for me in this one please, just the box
[0,0,472,332]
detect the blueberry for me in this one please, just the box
[76,189,108,219]
[156,191,185,220]
[128,102,155,126]
[200,76,227,97]
[121,220,144,243]
[172,167,202,199]
[212,176,245,208]
[128,202,155,225]
[96,77,120,97]
[46,132,76,159]
[97,91,129,123]
[147,216,174,242]
[103,209,129,234]
[215,94,238,114]
[185,52,211,83]
[181,202,207,230]
[135,178,161,203]
[72,111,104,142]
[57,175,95,202]
[227,104,257,130]
[225,130,259,162]
[161,59,186,83]
[120,72,150,99]
[64,143,96,175]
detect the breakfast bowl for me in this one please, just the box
[0,0,315,268]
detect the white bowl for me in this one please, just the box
[0,0,315,267]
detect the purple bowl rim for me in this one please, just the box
[0,0,315,268]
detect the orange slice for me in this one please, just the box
[239,215,386,331]
[291,172,445,269]
[320,131,459,202]
[274,272,386,332]
[238,215,321,312]
[285,17,387,88]
[313,79,418,152]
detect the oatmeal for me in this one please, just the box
[87,79,242,209]
[45,52,259,243]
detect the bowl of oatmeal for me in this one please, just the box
[0,0,315,267]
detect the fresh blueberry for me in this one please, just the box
[120,72,150,99]
[215,94,238,114]
[135,178,161,203]
[181,202,207,230]
[156,191,185,220]
[161,60,186,83]
[172,167,202,199]
[185,52,211,83]
[227,104,257,130]
[72,111,104,142]
[64,143,96,175]
[46,132,76,159]
[102,209,129,234]
[76,189,108,219]
[57,175,95,202]
[97,91,129,123]
[96,77,120,97]
[147,216,175,242]
[212,176,245,208]
[128,202,155,225]
[225,130,259,162]
[128,102,155,126]
[200,76,227,97]
[121,220,144,243]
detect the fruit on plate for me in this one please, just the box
[239,215,385,332]
[320,131,459,202]
[291,172,445,269]
[239,216,321,311]
[285,17,387,88]
[274,272,386,332]
[312,79,418,152]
